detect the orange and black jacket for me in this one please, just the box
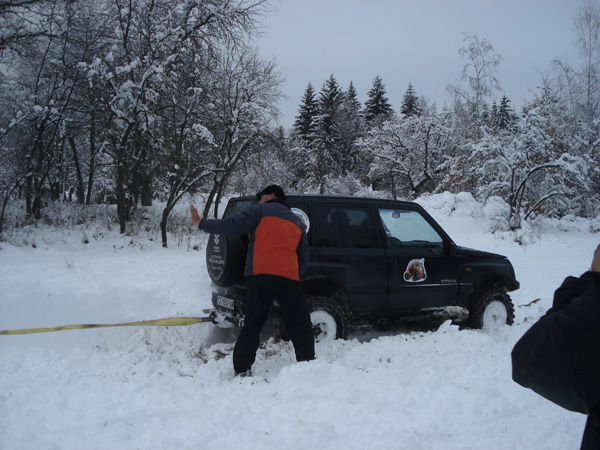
[199,199,308,281]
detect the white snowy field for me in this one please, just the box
[1,193,598,450]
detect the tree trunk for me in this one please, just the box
[86,159,95,206]
[32,194,42,219]
[86,108,97,205]
[140,173,153,207]
[214,182,226,218]
[25,172,33,216]
[160,206,171,248]
[69,137,86,204]
[203,181,219,219]
[116,163,128,234]
[0,178,22,234]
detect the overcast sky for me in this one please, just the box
[257,0,589,128]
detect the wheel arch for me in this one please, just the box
[472,271,519,295]
[301,276,352,319]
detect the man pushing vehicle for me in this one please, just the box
[190,185,315,377]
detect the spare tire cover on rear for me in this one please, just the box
[206,234,246,287]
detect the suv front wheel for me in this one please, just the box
[467,290,515,330]
[308,296,349,342]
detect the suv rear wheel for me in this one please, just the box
[308,296,349,342]
[467,290,515,330]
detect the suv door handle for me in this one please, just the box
[327,257,341,262]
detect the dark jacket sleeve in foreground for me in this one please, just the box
[198,205,260,237]
[511,271,600,418]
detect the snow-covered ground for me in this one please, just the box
[1,193,598,450]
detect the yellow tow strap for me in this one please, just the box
[0,316,212,335]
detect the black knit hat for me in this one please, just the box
[256,184,286,201]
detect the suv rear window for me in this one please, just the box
[223,199,256,218]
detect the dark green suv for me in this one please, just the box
[206,195,519,341]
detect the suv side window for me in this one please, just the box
[378,208,443,248]
[316,206,380,248]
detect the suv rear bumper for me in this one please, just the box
[210,286,247,328]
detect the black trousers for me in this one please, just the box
[233,275,315,374]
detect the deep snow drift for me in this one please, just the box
[1,192,598,450]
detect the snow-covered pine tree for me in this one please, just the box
[401,82,421,117]
[344,81,362,113]
[293,82,318,141]
[336,81,365,177]
[489,100,498,128]
[317,74,343,135]
[364,75,394,124]
[304,74,344,192]
[496,95,516,130]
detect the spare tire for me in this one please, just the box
[205,233,246,286]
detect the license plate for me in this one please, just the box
[216,295,235,310]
